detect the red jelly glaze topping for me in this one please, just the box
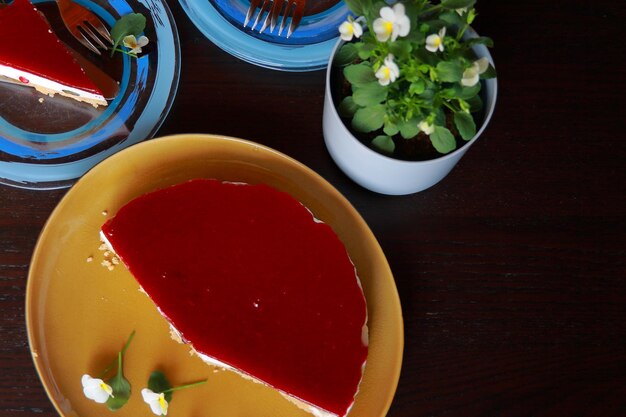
[0,0,102,95]
[102,179,368,416]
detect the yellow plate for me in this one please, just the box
[26,134,404,417]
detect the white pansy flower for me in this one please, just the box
[142,388,169,416]
[461,57,490,87]
[123,35,149,54]
[81,374,114,404]
[425,27,446,52]
[339,19,363,41]
[418,121,435,135]
[375,54,400,86]
[373,3,410,42]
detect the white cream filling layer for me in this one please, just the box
[0,63,106,105]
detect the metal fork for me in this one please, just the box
[55,0,114,55]
[244,0,306,38]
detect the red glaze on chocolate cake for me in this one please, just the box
[101,179,368,417]
[0,0,106,106]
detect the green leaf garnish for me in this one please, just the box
[148,371,173,402]
[110,13,147,56]
[105,352,131,411]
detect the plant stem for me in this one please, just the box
[422,4,443,16]
[163,379,208,393]
[98,330,135,379]
[112,48,138,58]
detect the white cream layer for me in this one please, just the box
[0,63,106,106]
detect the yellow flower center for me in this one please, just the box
[384,21,393,34]
[433,37,441,47]
[100,382,113,396]
[158,394,167,413]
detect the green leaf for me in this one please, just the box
[399,119,420,139]
[110,13,147,56]
[440,83,480,100]
[436,60,464,82]
[355,42,376,60]
[466,94,483,112]
[465,36,494,48]
[371,135,395,154]
[352,82,387,107]
[409,80,426,95]
[481,63,497,79]
[344,63,376,87]
[389,40,412,60]
[439,10,464,27]
[441,0,475,9]
[430,126,457,153]
[383,119,400,136]
[352,105,385,132]
[344,0,364,16]
[454,111,476,140]
[148,371,173,402]
[338,96,359,118]
[106,353,131,411]
[334,43,359,66]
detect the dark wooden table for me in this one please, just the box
[2,0,625,415]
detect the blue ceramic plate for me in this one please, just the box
[0,0,180,189]
[178,0,349,71]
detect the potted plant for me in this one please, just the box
[322,0,497,195]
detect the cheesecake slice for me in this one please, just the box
[100,179,369,417]
[0,0,107,107]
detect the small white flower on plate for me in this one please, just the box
[81,374,114,404]
[375,54,400,86]
[142,388,169,416]
[123,35,149,54]
[425,27,446,53]
[373,3,410,42]
[461,57,490,87]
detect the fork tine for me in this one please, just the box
[277,0,293,36]
[244,0,261,27]
[258,4,272,33]
[80,24,109,50]
[250,0,270,31]
[286,0,305,38]
[86,19,114,45]
[68,25,101,55]
[268,0,286,32]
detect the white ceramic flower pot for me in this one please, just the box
[322,29,498,195]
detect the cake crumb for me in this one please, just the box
[102,210,108,216]
[101,260,112,268]
[86,256,93,263]
[38,97,44,103]
[99,243,107,251]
